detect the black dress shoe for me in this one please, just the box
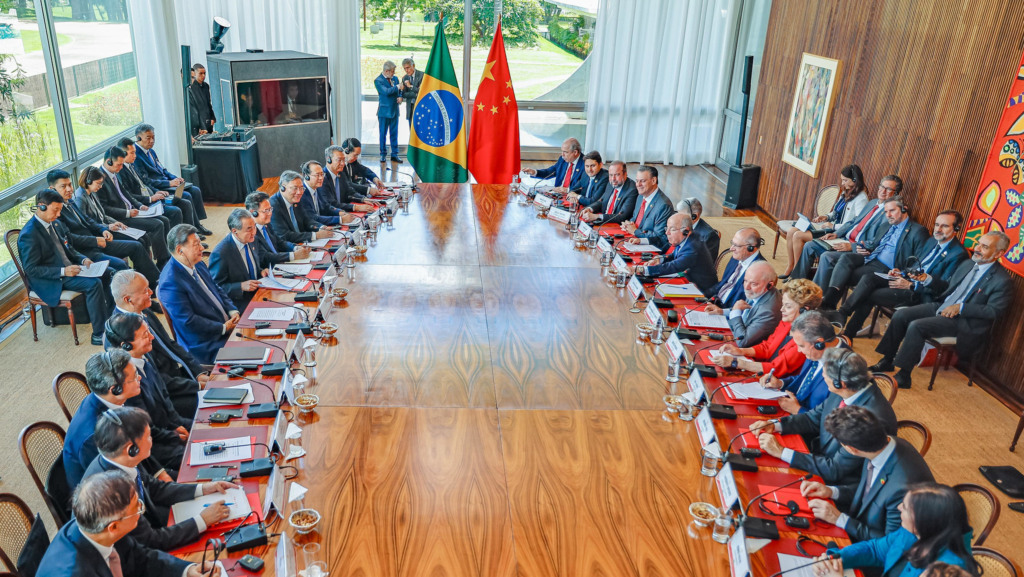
[201,243,209,249]
[894,370,912,389]
[198,235,208,241]
[197,225,214,236]
[91,335,103,346]
[869,358,895,372]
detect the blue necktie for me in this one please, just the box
[148,321,196,380]
[795,361,819,399]
[289,205,300,231]
[244,245,256,279]
[920,244,942,272]
[262,227,277,254]
[134,471,146,503]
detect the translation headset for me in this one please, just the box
[681,199,698,221]
[36,203,48,211]
[101,352,124,396]
[101,409,140,458]
[834,349,854,389]
[300,161,316,181]
[104,317,133,352]
[746,238,765,253]
[950,211,964,233]
[341,138,358,154]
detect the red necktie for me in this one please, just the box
[561,163,573,188]
[606,188,620,215]
[667,244,676,256]
[634,199,647,227]
[848,205,878,243]
[838,400,847,408]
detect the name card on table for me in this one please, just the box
[627,275,644,301]
[262,464,285,519]
[578,221,593,237]
[728,525,751,577]
[695,406,717,446]
[644,299,662,326]
[688,370,707,401]
[549,207,571,223]
[612,254,629,273]
[275,531,296,577]
[534,194,554,208]
[597,236,612,253]
[716,462,740,509]
[666,331,685,361]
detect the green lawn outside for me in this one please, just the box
[19,29,73,53]
[360,16,585,100]
[33,77,141,152]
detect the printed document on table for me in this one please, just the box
[777,554,855,577]
[274,264,313,275]
[684,310,731,329]
[170,487,252,524]
[247,307,299,321]
[289,251,326,263]
[656,283,704,298]
[198,384,254,408]
[76,260,109,278]
[621,243,662,253]
[260,277,307,291]
[305,238,331,248]
[189,436,253,465]
[727,381,789,400]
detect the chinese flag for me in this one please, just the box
[468,20,520,184]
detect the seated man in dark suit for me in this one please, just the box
[35,469,213,577]
[50,169,160,291]
[84,407,233,551]
[340,137,387,196]
[678,197,721,256]
[246,191,312,265]
[117,137,201,233]
[133,123,209,228]
[706,228,766,307]
[840,210,968,338]
[634,213,718,292]
[157,225,240,365]
[621,165,674,251]
[568,151,608,207]
[322,145,379,213]
[110,270,207,418]
[523,137,584,192]
[298,160,360,227]
[269,170,336,245]
[96,146,172,266]
[578,160,638,226]
[757,311,848,414]
[752,349,898,485]
[704,261,782,347]
[18,189,112,345]
[64,350,142,489]
[873,231,1014,389]
[210,209,271,310]
[799,406,933,542]
[104,313,191,473]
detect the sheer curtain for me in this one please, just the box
[586,0,741,166]
[129,0,362,171]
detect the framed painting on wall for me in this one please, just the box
[781,53,841,178]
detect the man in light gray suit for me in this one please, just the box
[707,261,782,347]
[622,165,674,251]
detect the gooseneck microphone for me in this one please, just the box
[234,332,290,376]
[738,473,813,540]
[720,427,759,473]
[259,298,312,334]
[704,375,752,420]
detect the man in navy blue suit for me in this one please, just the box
[706,228,766,307]
[18,189,113,345]
[839,210,968,338]
[298,160,360,227]
[118,137,201,233]
[245,191,312,266]
[132,124,209,229]
[157,225,240,365]
[634,213,718,293]
[677,197,721,256]
[375,61,402,165]
[269,171,336,245]
[210,209,272,310]
[35,469,211,577]
[322,145,380,213]
[64,349,142,489]
[568,151,608,207]
[524,137,584,192]
[578,160,638,226]
[622,165,674,251]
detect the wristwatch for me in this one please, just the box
[730,358,739,371]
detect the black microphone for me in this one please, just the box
[685,339,725,379]
[259,298,312,334]
[704,375,749,420]
[234,332,290,376]
[766,551,840,577]
[739,473,813,540]
[695,296,721,305]
[720,428,759,473]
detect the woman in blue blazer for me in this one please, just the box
[814,483,977,577]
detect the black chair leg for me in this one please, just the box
[1012,413,1024,451]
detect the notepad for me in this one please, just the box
[656,283,704,297]
[684,309,731,329]
[189,436,253,465]
[170,487,252,524]
[214,346,271,365]
[199,385,253,407]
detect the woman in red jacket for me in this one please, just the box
[712,278,822,377]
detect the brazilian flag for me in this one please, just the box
[408,17,468,183]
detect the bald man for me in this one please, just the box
[524,138,584,192]
[705,260,782,347]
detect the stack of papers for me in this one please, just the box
[621,243,662,253]
[247,307,300,322]
[260,277,308,291]
[655,283,704,298]
[725,381,789,400]
[290,251,327,263]
[684,310,731,329]
[275,264,313,275]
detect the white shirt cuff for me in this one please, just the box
[773,421,784,433]
[191,513,208,534]
[310,233,317,241]
[835,513,850,530]
[829,485,840,500]
[288,252,295,260]
[781,448,795,463]
[729,308,743,319]
[60,267,65,276]
[194,485,204,498]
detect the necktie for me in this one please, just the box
[666,244,676,256]
[848,205,879,243]
[939,266,979,313]
[48,224,73,267]
[919,244,942,272]
[795,361,820,399]
[333,173,342,204]
[862,461,876,502]
[109,174,132,210]
[289,205,300,231]
[717,262,744,301]
[634,198,647,227]
[134,471,146,503]
[585,178,593,198]
[561,162,573,188]
[262,227,277,254]
[606,189,620,215]
[107,548,124,577]
[310,188,319,212]
[193,269,229,321]
[838,400,847,408]
[244,245,257,279]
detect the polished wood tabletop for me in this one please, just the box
[190,183,787,576]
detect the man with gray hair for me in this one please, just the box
[704,260,781,347]
[873,231,1014,389]
[375,60,403,168]
[677,197,721,255]
[269,170,335,245]
[209,208,269,310]
[759,310,848,414]
[35,469,216,577]
[400,57,424,124]
[524,137,584,192]
[706,227,766,307]
[321,145,378,213]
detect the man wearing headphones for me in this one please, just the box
[269,170,336,245]
[95,146,172,266]
[133,124,209,225]
[210,208,271,310]
[705,227,766,308]
[839,210,968,338]
[818,196,928,310]
[297,160,359,226]
[321,145,378,213]
[704,260,782,347]
[18,189,114,345]
[340,138,388,196]
[677,197,721,256]
[157,225,240,365]
[245,191,311,265]
[633,213,718,293]
[751,349,898,486]
[83,407,233,551]
[759,310,848,414]
[64,349,142,489]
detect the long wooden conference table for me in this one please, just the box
[176,183,851,576]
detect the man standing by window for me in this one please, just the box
[375,61,403,175]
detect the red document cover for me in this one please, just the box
[739,470,848,539]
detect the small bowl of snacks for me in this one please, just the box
[663,395,684,413]
[636,323,655,340]
[331,287,349,303]
[352,245,368,255]
[689,502,717,528]
[316,322,338,336]
[289,508,321,534]
[294,393,320,413]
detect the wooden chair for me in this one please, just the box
[0,493,33,574]
[18,422,69,527]
[52,371,89,423]
[4,229,83,346]
[953,483,999,547]
[896,420,932,457]
[152,299,176,340]
[1012,412,1024,452]
[973,548,1020,577]
[923,335,984,391]
[871,372,898,405]
[867,303,896,337]
[714,249,731,280]
[772,184,840,258]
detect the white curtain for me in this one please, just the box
[128,0,362,169]
[586,0,741,166]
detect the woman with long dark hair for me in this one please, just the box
[814,483,978,577]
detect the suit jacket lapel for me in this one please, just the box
[855,452,898,516]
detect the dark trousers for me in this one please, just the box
[792,240,831,280]
[171,196,197,227]
[843,287,915,335]
[160,204,183,228]
[94,239,160,288]
[813,250,863,289]
[62,275,109,337]
[156,186,206,220]
[378,115,399,161]
[875,302,957,369]
[122,217,170,264]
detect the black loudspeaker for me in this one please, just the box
[724,165,761,209]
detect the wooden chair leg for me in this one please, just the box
[67,304,79,346]
[1011,412,1024,451]
[968,356,976,387]
[928,349,943,391]
[772,230,781,259]
[868,307,881,337]
[28,303,38,341]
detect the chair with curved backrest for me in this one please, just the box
[896,420,932,457]
[152,299,176,340]
[714,249,731,280]
[52,371,89,423]
[772,184,841,258]
[973,548,1020,577]
[871,372,898,405]
[0,493,34,574]
[4,229,83,346]
[953,483,1000,547]
[18,422,70,527]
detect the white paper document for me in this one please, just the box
[305,238,331,248]
[198,384,254,408]
[247,307,299,321]
[290,251,327,263]
[621,242,662,253]
[874,272,900,281]
[684,310,731,329]
[655,283,704,298]
[777,553,854,577]
[118,226,147,240]
[136,203,165,218]
[726,381,789,400]
[275,264,313,275]
[260,277,308,291]
[76,260,109,278]
[189,436,253,465]
[170,487,252,524]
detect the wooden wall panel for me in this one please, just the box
[748,0,1024,404]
